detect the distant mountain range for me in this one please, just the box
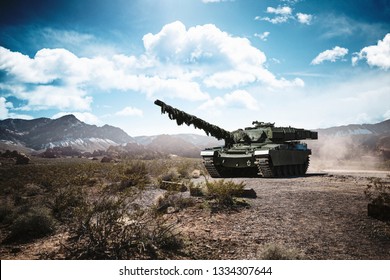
[0,115,389,159]
[0,114,134,152]
[316,119,390,137]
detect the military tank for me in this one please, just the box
[154,99,318,178]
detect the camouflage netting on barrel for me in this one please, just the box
[154,99,234,145]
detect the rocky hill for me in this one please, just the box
[0,115,134,152]
[316,119,390,137]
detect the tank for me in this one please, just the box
[154,99,318,178]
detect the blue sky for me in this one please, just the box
[0,0,389,136]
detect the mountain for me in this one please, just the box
[135,133,222,147]
[134,133,223,158]
[316,119,390,137]
[0,115,134,152]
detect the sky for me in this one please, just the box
[0,0,389,136]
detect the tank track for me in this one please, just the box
[255,157,310,178]
[203,159,222,178]
[256,158,275,178]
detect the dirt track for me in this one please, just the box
[175,169,390,259]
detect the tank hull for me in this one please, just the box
[201,143,311,178]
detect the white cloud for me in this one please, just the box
[0,21,304,114]
[0,97,10,119]
[199,90,259,111]
[268,6,292,15]
[255,6,292,24]
[296,13,312,25]
[0,97,33,120]
[256,6,312,25]
[254,32,270,41]
[383,109,390,120]
[143,21,301,89]
[311,46,348,65]
[353,33,390,70]
[115,106,143,117]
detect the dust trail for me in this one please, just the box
[308,134,384,172]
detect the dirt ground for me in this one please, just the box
[179,169,390,260]
[1,168,390,260]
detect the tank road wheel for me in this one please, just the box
[288,165,296,177]
[203,159,222,178]
[281,165,289,177]
[273,166,281,177]
[297,157,310,176]
[256,158,275,178]
[303,157,310,174]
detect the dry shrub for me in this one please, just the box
[205,179,246,210]
[161,167,180,182]
[63,194,183,259]
[364,176,390,206]
[123,161,149,187]
[0,201,14,225]
[155,191,196,213]
[50,185,88,223]
[5,206,55,243]
[259,243,304,260]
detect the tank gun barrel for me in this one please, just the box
[154,99,234,143]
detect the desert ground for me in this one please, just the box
[0,157,389,260]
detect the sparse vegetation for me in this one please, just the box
[1,156,388,260]
[0,156,202,259]
[63,193,183,259]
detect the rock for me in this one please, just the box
[100,156,113,163]
[191,169,201,178]
[190,186,205,197]
[160,180,187,192]
[234,188,257,198]
[15,153,30,165]
[368,203,390,221]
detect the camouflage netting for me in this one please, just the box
[154,99,234,144]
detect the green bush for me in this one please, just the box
[6,206,55,243]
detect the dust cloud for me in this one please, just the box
[308,135,384,172]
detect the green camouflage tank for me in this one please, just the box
[154,99,318,178]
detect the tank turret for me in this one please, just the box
[154,99,318,178]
